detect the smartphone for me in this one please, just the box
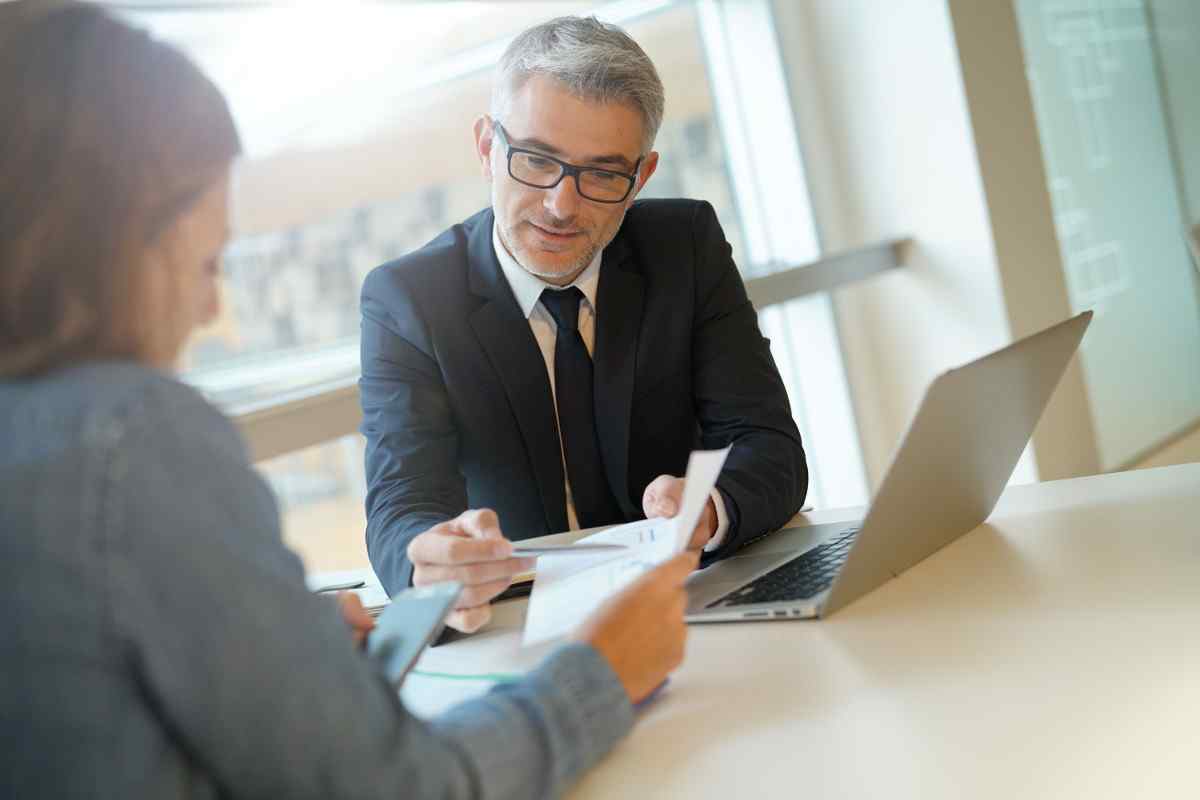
[366,581,462,687]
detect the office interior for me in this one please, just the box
[120,0,1200,575]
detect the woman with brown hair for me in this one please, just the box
[0,4,693,798]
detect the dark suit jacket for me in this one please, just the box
[360,199,807,595]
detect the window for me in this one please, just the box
[125,1,747,392]
[1015,0,1200,469]
[258,435,367,573]
[118,0,865,572]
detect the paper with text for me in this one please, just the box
[522,447,731,646]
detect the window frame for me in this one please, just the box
[123,0,904,510]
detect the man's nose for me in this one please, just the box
[543,174,583,220]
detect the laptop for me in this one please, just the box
[685,311,1092,622]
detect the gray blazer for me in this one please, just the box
[0,362,632,799]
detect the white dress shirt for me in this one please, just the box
[491,223,729,550]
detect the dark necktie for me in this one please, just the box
[539,287,622,528]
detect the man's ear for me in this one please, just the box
[473,115,494,181]
[631,150,659,200]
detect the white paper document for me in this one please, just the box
[522,447,731,646]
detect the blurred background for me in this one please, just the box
[102,0,1199,574]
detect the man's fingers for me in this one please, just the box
[447,604,491,634]
[452,508,504,540]
[414,557,535,587]
[408,529,512,566]
[642,475,683,518]
[455,577,514,608]
[407,509,515,566]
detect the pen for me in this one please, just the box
[314,580,367,593]
[511,543,629,556]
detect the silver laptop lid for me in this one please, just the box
[821,311,1092,615]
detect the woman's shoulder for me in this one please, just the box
[14,361,243,460]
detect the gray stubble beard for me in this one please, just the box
[497,208,628,284]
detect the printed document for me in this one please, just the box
[522,447,731,645]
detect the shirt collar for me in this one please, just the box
[492,219,602,320]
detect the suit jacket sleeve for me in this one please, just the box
[689,200,809,556]
[360,267,466,595]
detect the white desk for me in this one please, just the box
[398,463,1200,799]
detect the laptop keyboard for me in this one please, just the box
[708,527,861,608]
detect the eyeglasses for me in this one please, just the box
[492,121,642,204]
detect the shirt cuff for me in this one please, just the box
[703,488,730,552]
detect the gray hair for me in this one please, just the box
[491,16,665,153]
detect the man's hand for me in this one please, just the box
[336,591,375,649]
[572,551,699,704]
[407,509,536,633]
[642,475,718,550]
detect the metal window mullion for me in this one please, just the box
[696,0,868,508]
[696,0,774,270]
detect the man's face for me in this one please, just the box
[475,74,659,285]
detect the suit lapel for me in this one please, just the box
[593,232,643,518]
[466,212,568,532]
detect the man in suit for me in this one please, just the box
[360,16,807,632]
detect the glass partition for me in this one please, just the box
[1016,0,1200,470]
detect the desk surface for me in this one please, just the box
[392,463,1200,799]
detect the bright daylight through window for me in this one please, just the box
[121,0,863,572]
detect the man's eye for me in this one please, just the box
[586,171,622,184]
[525,156,555,169]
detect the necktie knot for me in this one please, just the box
[540,286,585,333]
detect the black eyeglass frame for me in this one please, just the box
[492,121,644,204]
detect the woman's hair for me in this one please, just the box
[0,1,241,377]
